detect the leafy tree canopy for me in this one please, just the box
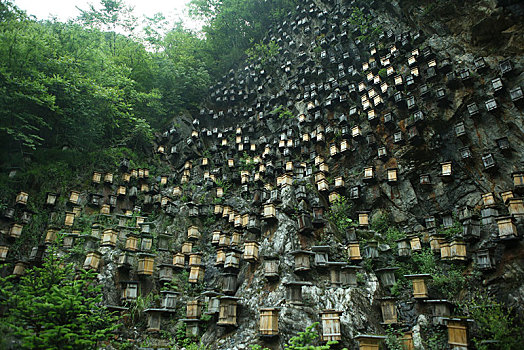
[0,245,120,349]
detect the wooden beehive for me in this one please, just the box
[120,281,138,301]
[101,228,117,247]
[158,264,173,282]
[188,265,205,283]
[320,310,343,342]
[263,258,279,279]
[355,335,386,350]
[315,171,326,183]
[379,298,397,324]
[214,204,223,216]
[329,192,340,204]
[173,252,185,268]
[182,241,193,255]
[92,171,102,184]
[64,212,75,227]
[243,241,259,262]
[429,235,444,253]
[186,300,201,319]
[259,308,279,336]
[482,192,496,207]
[405,274,432,299]
[263,203,276,220]
[224,250,241,269]
[234,215,242,228]
[508,198,524,216]
[284,281,311,304]
[145,309,163,332]
[100,204,110,215]
[13,262,27,276]
[215,249,226,266]
[387,168,398,183]
[358,211,370,227]
[219,233,231,247]
[312,246,330,267]
[450,240,467,261]
[376,267,398,288]
[69,190,81,204]
[363,166,374,181]
[475,249,494,270]
[117,186,126,196]
[328,262,347,286]
[316,178,329,192]
[401,332,414,350]
[125,234,139,251]
[217,297,240,327]
[409,235,422,251]
[189,253,202,266]
[103,172,113,184]
[83,251,101,270]
[241,214,249,228]
[496,216,517,239]
[0,246,9,262]
[187,225,201,240]
[137,255,155,275]
[211,230,221,245]
[347,242,362,261]
[441,162,452,177]
[291,250,313,272]
[446,319,468,348]
[440,241,451,260]
[9,223,23,238]
[45,192,58,206]
[16,191,29,206]
[340,265,361,287]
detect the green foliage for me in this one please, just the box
[127,293,156,326]
[0,245,120,349]
[393,248,467,300]
[284,322,340,349]
[347,6,381,43]
[246,40,279,66]
[215,179,231,196]
[438,218,462,240]
[271,104,294,120]
[239,152,256,172]
[385,326,403,350]
[422,324,448,350]
[326,196,355,233]
[461,294,523,349]
[250,345,270,350]
[173,322,206,349]
[188,0,298,78]
[378,68,387,78]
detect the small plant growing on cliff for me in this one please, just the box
[326,196,356,233]
[271,104,294,120]
[246,40,279,66]
[459,294,523,349]
[385,326,403,350]
[284,322,340,349]
[239,151,255,172]
[438,216,462,240]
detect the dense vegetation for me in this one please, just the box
[0,0,296,202]
[0,244,120,349]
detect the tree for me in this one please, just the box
[188,0,298,78]
[0,246,120,349]
[76,0,137,56]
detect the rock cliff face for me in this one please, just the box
[1,0,524,349]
